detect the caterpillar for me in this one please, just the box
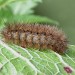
[2,23,68,54]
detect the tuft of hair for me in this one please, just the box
[2,23,68,54]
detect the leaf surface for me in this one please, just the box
[0,40,75,75]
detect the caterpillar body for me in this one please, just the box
[2,23,68,54]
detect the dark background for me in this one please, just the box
[35,0,75,45]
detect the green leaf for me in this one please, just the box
[0,40,75,75]
[0,15,59,30]
[7,15,58,24]
[0,0,42,15]
[9,0,42,15]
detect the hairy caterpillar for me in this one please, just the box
[2,23,68,53]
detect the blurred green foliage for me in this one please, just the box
[0,0,42,19]
[0,0,40,29]
[0,0,58,31]
[0,0,42,15]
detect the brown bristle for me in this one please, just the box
[2,23,68,54]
